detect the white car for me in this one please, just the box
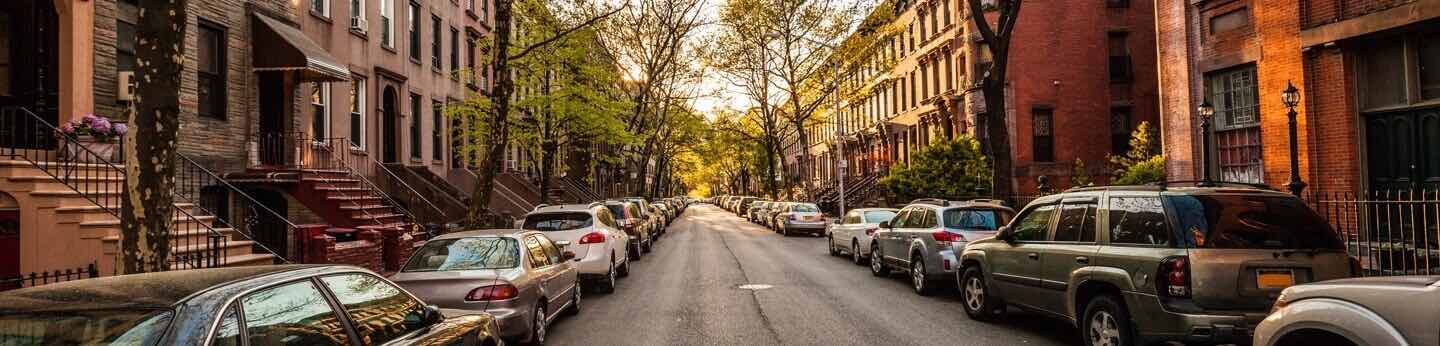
[1255,275,1440,346]
[825,208,899,265]
[520,203,633,293]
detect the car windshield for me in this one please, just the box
[791,204,819,212]
[863,210,897,224]
[943,209,1009,230]
[403,237,520,272]
[0,309,173,345]
[523,212,592,232]
[1167,194,1344,250]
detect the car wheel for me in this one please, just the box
[828,236,841,256]
[781,226,790,237]
[870,244,889,276]
[629,243,643,261]
[1082,295,1133,346]
[567,282,582,316]
[911,256,935,296]
[528,305,547,345]
[642,238,653,253]
[851,241,865,265]
[617,255,632,277]
[960,265,1005,321]
[595,259,617,293]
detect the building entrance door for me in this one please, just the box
[1365,108,1440,192]
[0,0,59,150]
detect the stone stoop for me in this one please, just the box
[0,160,277,276]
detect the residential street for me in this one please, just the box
[546,204,1079,345]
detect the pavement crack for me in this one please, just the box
[716,227,784,344]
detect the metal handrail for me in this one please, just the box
[366,156,448,221]
[175,153,292,263]
[386,163,468,215]
[306,137,418,229]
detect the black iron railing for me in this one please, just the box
[175,153,292,263]
[0,263,99,292]
[1310,189,1440,276]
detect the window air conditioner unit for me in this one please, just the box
[351,17,368,32]
[504,159,517,171]
[117,71,136,101]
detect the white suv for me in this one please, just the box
[521,203,633,293]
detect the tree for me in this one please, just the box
[879,135,992,202]
[119,0,188,273]
[967,0,1022,198]
[1110,121,1164,185]
[1070,158,1092,187]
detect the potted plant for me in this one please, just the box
[56,114,127,163]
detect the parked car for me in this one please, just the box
[521,203,634,292]
[958,184,1354,346]
[826,207,899,265]
[870,200,1014,295]
[748,201,775,223]
[392,229,582,345]
[773,202,827,236]
[0,265,503,345]
[1254,275,1439,346]
[736,197,760,215]
[764,202,792,229]
[602,200,654,258]
[622,197,661,244]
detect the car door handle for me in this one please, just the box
[1075,256,1089,265]
[1027,253,1039,260]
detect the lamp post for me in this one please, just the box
[1197,101,1215,181]
[1282,81,1306,196]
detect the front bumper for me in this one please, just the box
[1124,291,1264,345]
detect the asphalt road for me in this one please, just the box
[546,204,1082,346]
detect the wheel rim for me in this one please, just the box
[964,276,985,311]
[852,243,861,263]
[534,307,547,344]
[575,282,583,306]
[912,260,925,290]
[1089,310,1120,346]
[871,247,883,272]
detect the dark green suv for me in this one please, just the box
[958,184,1355,346]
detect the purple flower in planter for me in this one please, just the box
[90,117,112,135]
[81,113,98,125]
[58,122,76,136]
[113,123,128,136]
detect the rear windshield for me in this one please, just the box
[0,309,173,345]
[523,212,592,232]
[1167,195,1344,250]
[863,210,897,224]
[791,204,819,212]
[404,237,520,272]
[943,209,1011,230]
[605,205,627,219]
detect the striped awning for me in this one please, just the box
[251,13,349,82]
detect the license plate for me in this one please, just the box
[1256,269,1295,289]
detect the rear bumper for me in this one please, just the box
[782,222,827,232]
[486,306,532,339]
[1123,291,1264,345]
[573,247,614,276]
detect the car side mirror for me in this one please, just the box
[878,221,891,229]
[995,226,1015,243]
[562,250,578,262]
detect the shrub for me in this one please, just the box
[880,135,992,202]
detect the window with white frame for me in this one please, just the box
[350,78,366,148]
[312,83,330,140]
[350,0,364,22]
[312,0,329,17]
[381,0,394,47]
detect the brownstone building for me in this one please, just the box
[1157,0,1440,194]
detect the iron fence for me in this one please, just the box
[1309,190,1440,276]
[0,263,98,292]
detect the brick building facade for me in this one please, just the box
[1157,0,1440,194]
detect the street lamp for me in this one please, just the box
[1197,101,1215,182]
[1282,81,1306,196]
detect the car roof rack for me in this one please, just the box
[909,198,949,206]
[1152,180,1278,191]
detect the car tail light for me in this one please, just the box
[465,284,519,301]
[932,231,965,243]
[864,228,877,236]
[1158,256,1191,298]
[789,215,798,221]
[579,232,606,244]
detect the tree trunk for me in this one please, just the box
[121,0,188,273]
[792,119,811,194]
[468,0,514,226]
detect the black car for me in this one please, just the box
[0,265,503,345]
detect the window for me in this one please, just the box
[432,101,443,161]
[1108,197,1169,245]
[1209,8,1248,35]
[320,274,426,345]
[944,52,953,92]
[198,21,226,119]
[431,16,442,69]
[211,306,241,346]
[451,115,463,168]
[908,72,916,108]
[943,0,951,26]
[312,83,330,138]
[943,209,1007,230]
[1168,195,1343,250]
[1032,108,1054,162]
[1108,32,1132,82]
[534,235,562,264]
[450,27,460,76]
[1106,0,1129,8]
[240,280,350,345]
[350,0,364,22]
[404,237,520,271]
[350,78,366,148]
[864,210,897,224]
[312,0,329,17]
[1012,204,1055,241]
[524,212,593,231]
[1053,202,1097,242]
[116,21,136,73]
[381,0,394,47]
[920,64,928,100]
[1422,34,1440,100]
[467,37,477,85]
[1205,65,1263,183]
[408,2,420,60]
[524,236,552,267]
[410,93,421,159]
[1111,107,1130,155]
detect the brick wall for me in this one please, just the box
[306,231,385,273]
[1155,0,1199,181]
[1302,0,1416,28]
[1303,48,1362,194]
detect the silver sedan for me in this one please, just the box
[390,229,582,345]
[825,208,898,265]
[1255,275,1440,346]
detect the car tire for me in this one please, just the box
[870,244,889,277]
[960,265,1005,321]
[828,236,841,256]
[629,243,643,261]
[617,255,631,277]
[911,256,935,296]
[595,259,617,293]
[567,282,582,316]
[1081,295,1134,346]
[851,241,866,265]
[528,305,547,345]
[642,238,652,253]
[781,226,790,237]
